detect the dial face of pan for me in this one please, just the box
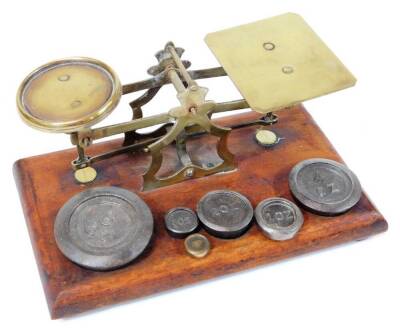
[17,57,121,133]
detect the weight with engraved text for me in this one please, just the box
[197,190,253,239]
[255,197,303,240]
[54,186,154,271]
[165,207,199,238]
[289,158,362,215]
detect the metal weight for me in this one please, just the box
[184,234,210,258]
[54,186,153,270]
[165,207,199,238]
[197,190,253,238]
[255,197,303,240]
[289,158,362,215]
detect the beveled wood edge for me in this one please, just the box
[13,159,59,316]
[50,210,387,319]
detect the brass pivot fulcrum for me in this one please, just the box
[142,43,235,190]
[60,40,268,188]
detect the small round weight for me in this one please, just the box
[289,158,362,215]
[197,190,253,239]
[184,234,210,258]
[255,197,303,240]
[165,207,199,238]
[54,186,153,271]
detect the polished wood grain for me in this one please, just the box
[13,106,388,319]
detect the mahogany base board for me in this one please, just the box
[13,106,388,319]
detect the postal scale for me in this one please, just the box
[13,13,387,318]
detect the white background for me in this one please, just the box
[1,0,398,329]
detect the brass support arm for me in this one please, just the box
[71,113,171,146]
[71,98,250,147]
[213,99,249,113]
[122,67,226,95]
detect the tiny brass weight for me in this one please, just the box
[184,234,211,258]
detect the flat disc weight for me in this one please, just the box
[54,187,154,271]
[17,57,121,133]
[289,158,362,215]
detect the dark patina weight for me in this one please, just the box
[54,186,153,271]
[165,207,199,238]
[197,190,253,238]
[255,197,303,240]
[289,158,362,215]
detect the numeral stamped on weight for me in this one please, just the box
[313,171,340,198]
[255,198,304,240]
[265,210,293,224]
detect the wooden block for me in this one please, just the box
[13,106,387,319]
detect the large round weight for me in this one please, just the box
[54,186,153,270]
[289,158,362,215]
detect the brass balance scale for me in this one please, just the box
[14,13,387,318]
[17,13,355,190]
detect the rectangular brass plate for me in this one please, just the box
[205,13,356,113]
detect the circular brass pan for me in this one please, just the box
[17,57,122,133]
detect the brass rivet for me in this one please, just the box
[282,65,294,74]
[82,137,91,147]
[71,100,82,108]
[58,74,70,82]
[184,168,194,178]
[263,42,275,51]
